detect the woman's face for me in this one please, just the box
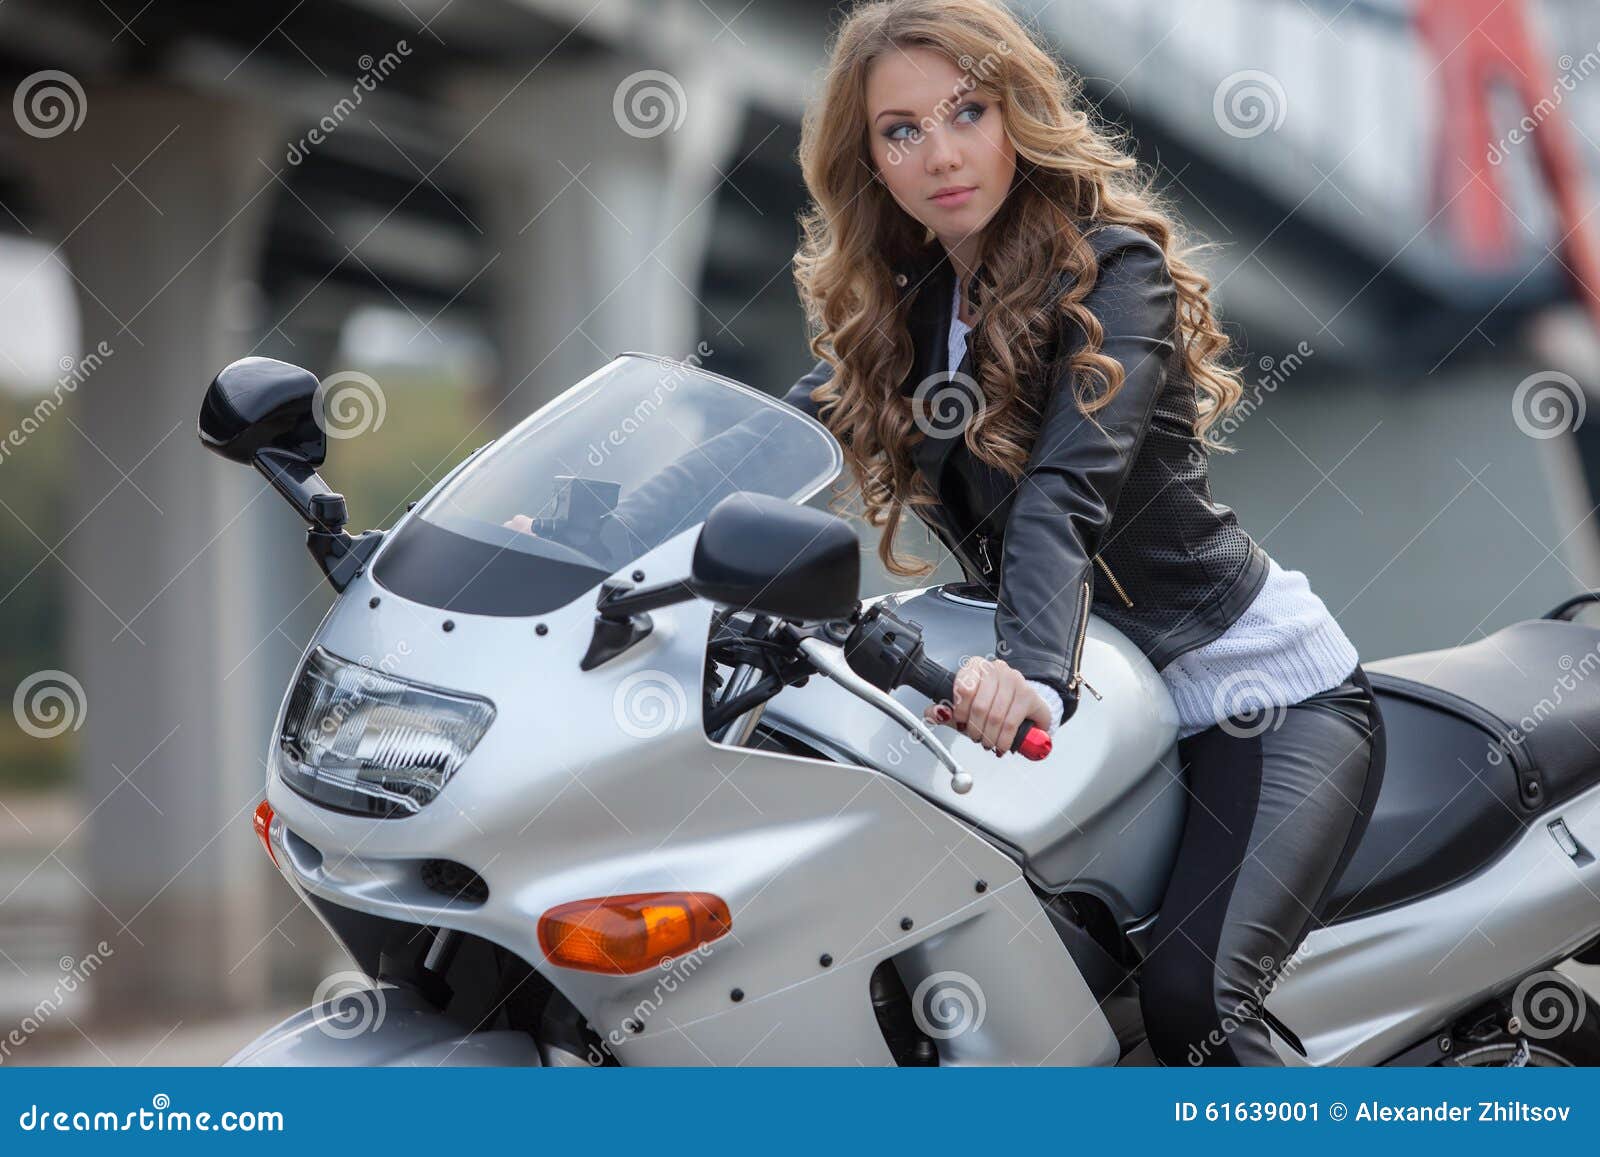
[865,45,1017,254]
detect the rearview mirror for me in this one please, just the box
[198,356,326,468]
[688,492,859,622]
[197,356,381,591]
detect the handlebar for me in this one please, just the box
[840,603,1053,761]
[900,647,1053,760]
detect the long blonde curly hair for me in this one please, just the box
[793,0,1246,578]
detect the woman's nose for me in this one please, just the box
[924,127,961,174]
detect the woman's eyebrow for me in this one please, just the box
[873,109,920,121]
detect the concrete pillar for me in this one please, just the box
[12,84,286,1022]
[453,55,745,422]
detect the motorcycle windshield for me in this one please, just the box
[372,352,844,616]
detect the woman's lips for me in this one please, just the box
[930,186,976,207]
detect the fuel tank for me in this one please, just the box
[762,583,1185,924]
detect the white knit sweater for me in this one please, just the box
[947,277,1358,737]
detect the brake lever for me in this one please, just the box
[795,636,974,794]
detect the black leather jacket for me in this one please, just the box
[782,224,1270,723]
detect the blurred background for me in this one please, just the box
[1,0,1600,1062]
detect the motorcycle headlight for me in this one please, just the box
[275,646,496,817]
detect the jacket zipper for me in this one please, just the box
[977,533,994,574]
[1066,579,1102,701]
[1093,554,1134,608]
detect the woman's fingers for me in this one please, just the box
[981,677,1019,754]
[999,691,1041,752]
[950,656,983,730]
[942,658,1047,753]
[964,659,999,743]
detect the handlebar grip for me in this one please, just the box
[904,652,1053,761]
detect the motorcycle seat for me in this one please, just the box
[1319,617,1600,924]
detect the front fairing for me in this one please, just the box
[263,527,1113,1063]
[254,352,1116,1064]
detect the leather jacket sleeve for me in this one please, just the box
[994,227,1179,721]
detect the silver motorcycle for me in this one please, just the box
[200,351,1600,1066]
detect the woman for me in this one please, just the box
[780,0,1385,1065]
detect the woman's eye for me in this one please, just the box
[956,102,985,123]
[885,122,921,143]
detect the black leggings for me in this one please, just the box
[1139,664,1386,1066]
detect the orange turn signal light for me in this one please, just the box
[538,892,732,975]
[253,799,279,868]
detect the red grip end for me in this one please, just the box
[1016,726,1052,760]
